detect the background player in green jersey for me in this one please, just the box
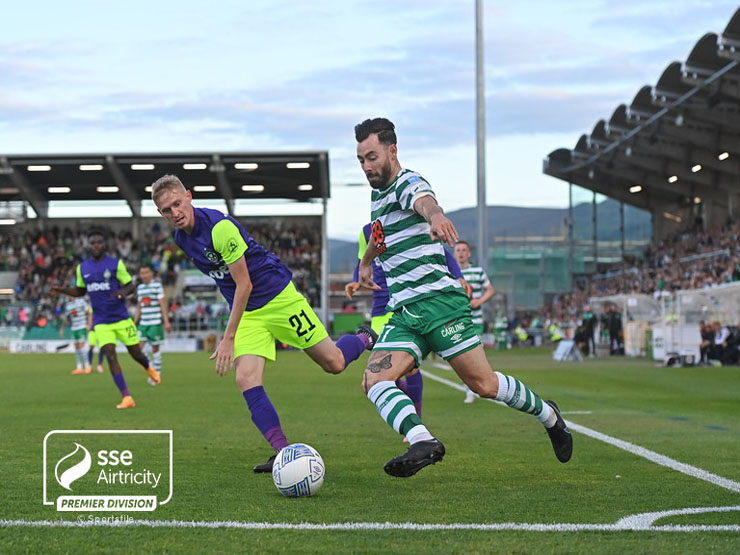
[355,117,572,477]
[134,264,171,384]
[454,240,495,403]
[59,295,92,374]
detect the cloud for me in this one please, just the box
[590,1,738,37]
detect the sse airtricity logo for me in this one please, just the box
[43,430,173,512]
[55,442,92,491]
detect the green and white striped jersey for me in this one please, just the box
[64,298,89,331]
[137,280,165,326]
[370,168,462,311]
[461,266,490,324]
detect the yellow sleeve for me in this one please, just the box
[75,265,85,288]
[212,219,248,265]
[357,228,368,260]
[116,259,132,285]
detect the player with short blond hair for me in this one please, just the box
[152,175,376,472]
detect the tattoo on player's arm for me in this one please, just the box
[367,353,392,374]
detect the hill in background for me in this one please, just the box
[330,200,652,272]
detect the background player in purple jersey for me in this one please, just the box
[344,222,472,429]
[151,175,377,472]
[52,229,160,409]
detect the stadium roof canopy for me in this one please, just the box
[543,8,740,239]
[0,151,329,219]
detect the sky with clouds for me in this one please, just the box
[2,0,738,239]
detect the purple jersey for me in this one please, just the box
[76,256,132,326]
[353,223,464,317]
[174,207,293,311]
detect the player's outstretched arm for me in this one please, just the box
[413,196,458,247]
[210,256,252,376]
[51,285,86,298]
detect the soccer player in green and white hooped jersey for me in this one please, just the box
[454,240,495,404]
[135,264,171,383]
[355,117,573,477]
[60,296,92,374]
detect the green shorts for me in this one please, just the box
[374,291,481,366]
[139,323,165,346]
[71,329,87,342]
[472,323,484,337]
[88,330,97,348]
[370,312,393,335]
[94,318,139,348]
[234,281,329,362]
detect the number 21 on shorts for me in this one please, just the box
[288,310,316,337]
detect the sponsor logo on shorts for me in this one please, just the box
[441,321,465,338]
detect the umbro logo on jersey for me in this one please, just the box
[83,274,91,278]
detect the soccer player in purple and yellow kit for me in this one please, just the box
[52,229,160,409]
[151,174,376,473]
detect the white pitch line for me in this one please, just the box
[567,422,740,493]
[616,505,740,528]
[1,518,739,532]
[420,367,740,494]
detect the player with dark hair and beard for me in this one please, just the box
[354,117,572,477]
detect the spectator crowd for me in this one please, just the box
[528,220,740,362]
[0,219,322,330]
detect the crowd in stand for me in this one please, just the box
[0,220,321,329]
[543,220,740,328]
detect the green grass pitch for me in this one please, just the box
[1,348,739,553]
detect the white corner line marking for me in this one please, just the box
[421,367,740,494]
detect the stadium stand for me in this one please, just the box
[534,8,740,364]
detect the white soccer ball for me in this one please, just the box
[272,443,325,497]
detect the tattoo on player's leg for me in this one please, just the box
[367,353,392,374]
